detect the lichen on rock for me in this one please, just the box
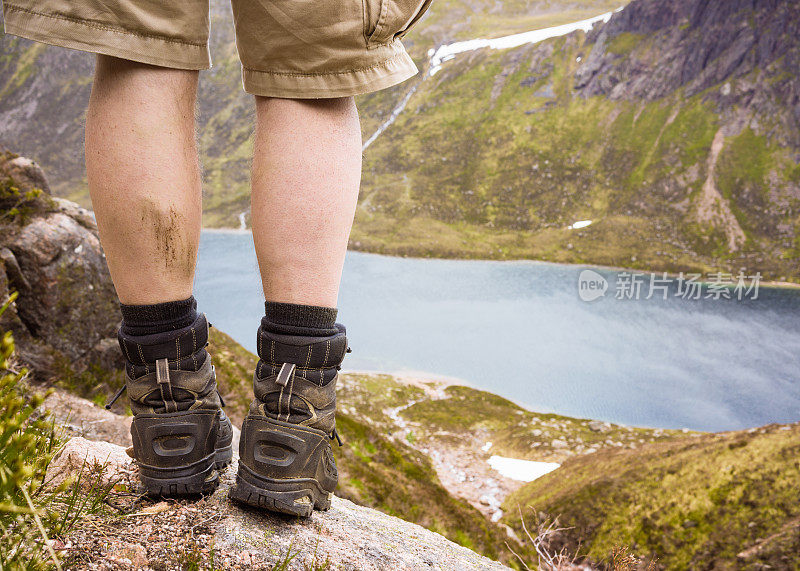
[0,146,122,388]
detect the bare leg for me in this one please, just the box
[85,55,201,305]
[251,97,361,308]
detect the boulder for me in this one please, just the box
[9,212,118,360]
[588,420,612,433]
[48,392,511,570]
[42,388,132,447]
[0,148,120,378]
[1,154,51,194]
[60,444,512,570]
[50,196,97,230]
[46,437,135,490]
[214,494,510,570]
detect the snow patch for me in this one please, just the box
[428,10,617,71]
[487,456,560,482]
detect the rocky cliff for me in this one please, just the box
[0,147,122,384]
[577,0,800,116]
[572,0,800,256]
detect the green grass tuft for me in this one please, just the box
[606,32,646,55]
[0,294,116,569]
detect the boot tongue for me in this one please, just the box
[155,358,179,413]
[127,355,221,415]
[252,372,338,433]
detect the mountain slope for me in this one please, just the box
[504,422,800,568]
[2,0,799,280]
[353,0,800,280]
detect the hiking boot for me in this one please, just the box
[229,324,348,516]
[116,313,233,496]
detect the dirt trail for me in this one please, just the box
[696,128,746,251]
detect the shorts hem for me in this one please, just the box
[2,4,210,70]
[241,48,419,98]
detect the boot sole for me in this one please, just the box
[215,442,233,469]
[139,442,233,497]
[139,452,219,496]
[228,463,332,517]
[134,406,233,498]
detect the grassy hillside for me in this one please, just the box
[354,12,800,281]
[336,374,685,462]
[504,422,800,568]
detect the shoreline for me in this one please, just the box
[341,368,702,434]
[343,369,800,436]
[200,227,800,291]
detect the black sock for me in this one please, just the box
[120,296,198,337]
[262,301,338,337]
[118,296,208,377]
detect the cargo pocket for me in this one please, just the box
[364,0,433,47]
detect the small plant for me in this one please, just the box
[269,545,298,571]
[605,545,658,571]
[507,504,661,571]
[0,293,115,569]
[269,538,331,571]
[177,539,213,571]
[0,292,62,568]
[506,506,579,571]
[0,176,44,224]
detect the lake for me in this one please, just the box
[195,230,800,432]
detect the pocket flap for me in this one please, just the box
[367,0,433,46]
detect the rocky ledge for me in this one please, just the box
[45,393,510,571]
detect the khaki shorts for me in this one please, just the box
[2,0,432,97]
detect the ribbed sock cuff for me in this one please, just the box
[120,296,198,336]
[262,301,338,336]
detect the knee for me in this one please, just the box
[93,55,199,98]
[255,95,355,115]
[95,54,163,77]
